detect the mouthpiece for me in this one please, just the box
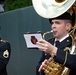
[50,30,53,33]
[43,29,56,39]
[50,29,56,33]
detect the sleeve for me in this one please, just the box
[0,42,11,70]
[36,52,45,75]
[54,48,76,70]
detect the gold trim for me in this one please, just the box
[63,51,68,66]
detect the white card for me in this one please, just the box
[23,31,42,49]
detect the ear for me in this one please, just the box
[66,23,72,31]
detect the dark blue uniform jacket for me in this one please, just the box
[0,40,11,75]
[36,36,76,75]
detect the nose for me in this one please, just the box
[52,23,56,29]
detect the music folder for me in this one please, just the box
[23,31,42,49]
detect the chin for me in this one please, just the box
[53,34,58,38]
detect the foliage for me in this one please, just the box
[5,0,32,11]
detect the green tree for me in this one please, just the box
[5,0,32,11]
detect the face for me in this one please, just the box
[51,20,70,40]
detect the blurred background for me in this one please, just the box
[0,0,51,75]
[0,0,32,13]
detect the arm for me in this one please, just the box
[36,52,45,75]
[55,49,76,70]
[36,51,51,75]
[0,41,11,70]
[37,39,76,70]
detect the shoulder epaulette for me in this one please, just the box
[0,39,8,43]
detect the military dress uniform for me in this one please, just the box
[36,35,76,75]
[0,39,11,75]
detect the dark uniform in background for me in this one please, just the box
[0,39,11,75]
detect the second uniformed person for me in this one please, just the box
[0,38,11,75]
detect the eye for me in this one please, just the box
[51,22,53,25]
[55,21,61,24]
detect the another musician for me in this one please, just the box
[0,38,11,75]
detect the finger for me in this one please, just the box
[38,64,43,72]
[37,42,48,47]
[38,64,46,72]
[38,59,48,72]
[38,39,48,44]
[37,42,49,51]
[48,57,53,62]
[38,47,48,52]
[36,43,48,52]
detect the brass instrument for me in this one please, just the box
[42,30,54,39]
[43,30,65,75]
[32,0,75,18]
[42,23,76,75]
[42,26,76,75]
[32,0,76,75]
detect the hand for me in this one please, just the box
[36,39,57,56]
[38,58,53,72]
[38,59,48,72]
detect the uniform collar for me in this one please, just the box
[55,34,69,42]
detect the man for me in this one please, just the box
[0,38,11,75]
[36,12,76,75]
